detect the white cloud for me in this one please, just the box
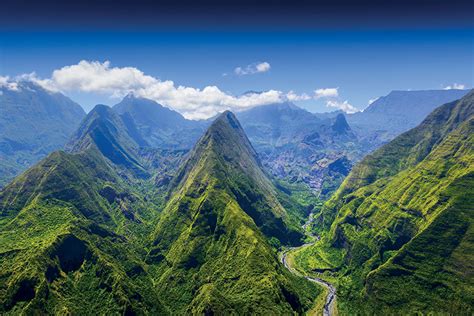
[4,60,360,118]
[256,62,271,73]
[0,76,19,91]
[443,83,465,90]
[326,100,358,114]
[286,90,311,101]
[368,97,379,106]
[315,87,338,99]
[234,62,271,76]
[29,60,286,119]
[314,87,359,113]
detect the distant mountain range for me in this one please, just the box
[113,94,207,149]
[236,103,359,198]
[347,89,469,145]
[1,86,468,200]
[0,82,85,186]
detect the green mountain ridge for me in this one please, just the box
[149,111,319,313]
[295,90,474,314]
[0,102,172,313]
[0,108,320,314]
[66,104,148,178]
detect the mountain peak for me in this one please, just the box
[66,104,147,177]
[89,103,113,115]
[148,107,306,312]
[331,113,351,134]
[202,110,257,160]
[213,110,240,128]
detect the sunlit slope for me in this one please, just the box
[300,90,474,314]
[0,106,167,314]
[150,111,319,314]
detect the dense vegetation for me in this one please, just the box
[0,107,321,314]
[294,90,474,314]
[149,111,320,313]
[1,87,472,315]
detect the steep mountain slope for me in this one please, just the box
[0,107,321,314]
[66,104,148,178]
[113,94,206,149]
[348,89,468,145]
[0,81,85,186]
[0,105,167,314]
[237,103,359,198]
[149,111,319,313]
[296,90,474,314]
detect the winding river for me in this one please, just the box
[280,215,337,316]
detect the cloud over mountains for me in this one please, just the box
[2,60,361,119]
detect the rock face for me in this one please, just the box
[331,113,351,134]
[311,89,474,314]
[0,81,85,186]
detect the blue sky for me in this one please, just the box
[0,0,473,117]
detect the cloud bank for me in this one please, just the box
[443,83,465,90]
[2,60,359,119]
[0,76,19,91]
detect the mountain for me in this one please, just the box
[0,81,86,186]
[348,89,469,145]
[0,108,320,314]
[148,111,319,313]
[237,102,360,198]
[295,90,474,314]
[0,104,169,314]
[112,97,362,199]
[66,104,148,178]
[113,94,206,149]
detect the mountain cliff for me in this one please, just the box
[0,109,320,314]
[0,104,169,314]
[295,90,474,314]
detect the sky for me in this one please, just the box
[0,0,473,118]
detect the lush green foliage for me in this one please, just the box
[294,91,474,314]
[0,108,321,314]
[150,111,320,313]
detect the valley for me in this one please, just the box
[0,83,472,315]
[1,0,472,313]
